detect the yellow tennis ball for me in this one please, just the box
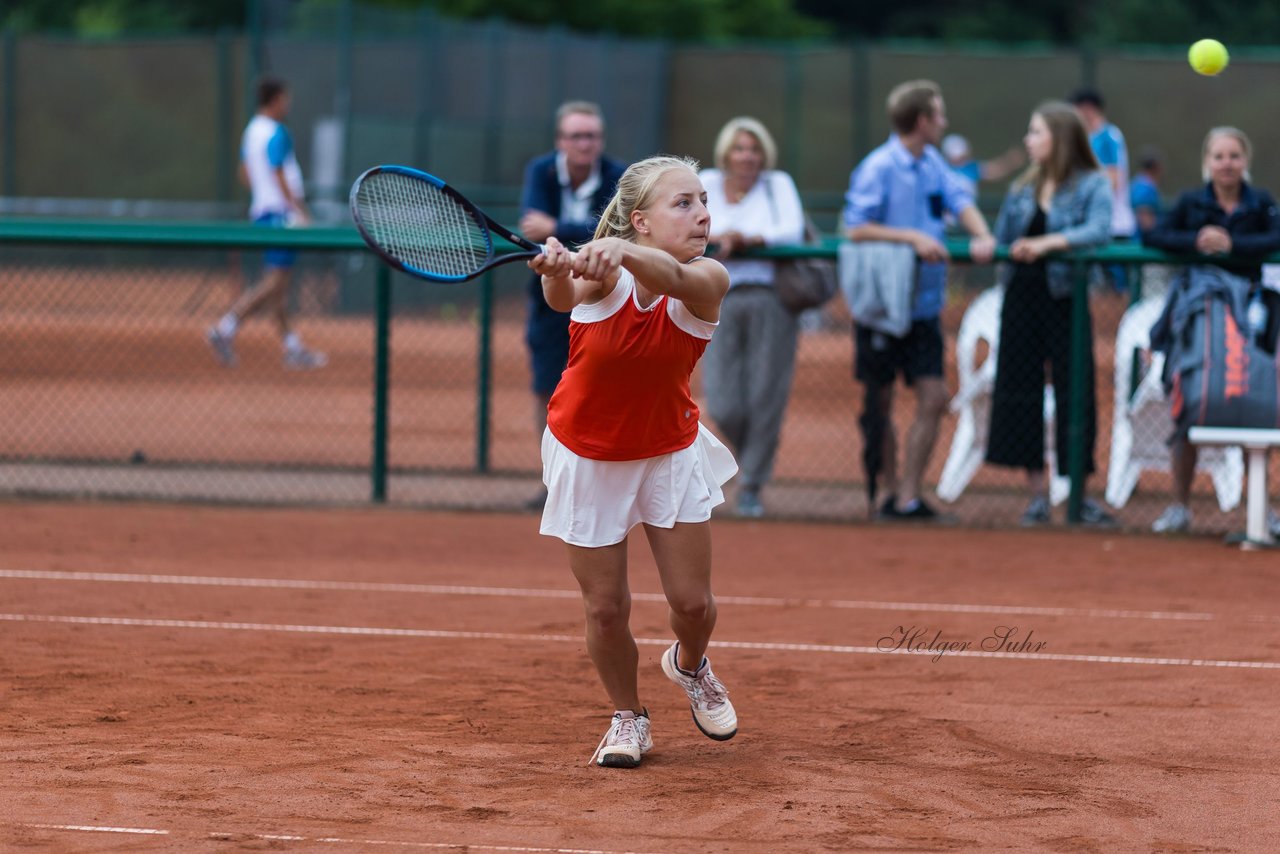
[1189,39,1229,76]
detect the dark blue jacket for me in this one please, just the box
[521,152,627,304]
[1143,181,1280,282]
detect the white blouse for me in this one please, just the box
[698,168,806,288]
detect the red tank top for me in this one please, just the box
[547,269,715,461]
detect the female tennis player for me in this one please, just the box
[528,155,739,768]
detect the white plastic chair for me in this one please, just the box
[1104,297,1243,510]
[937,286,1069,504]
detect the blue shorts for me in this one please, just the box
[254,212,296,268]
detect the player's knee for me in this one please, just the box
[584,594,631,633]
[668,592,713,624]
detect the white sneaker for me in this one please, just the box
[1152,503,1192,534]
[206,327,237,367]
[591,709,652,768]
[661,642,737,741]
[283,347,328,370]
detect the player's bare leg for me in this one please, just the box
[566,540,641,712]
[645,521,716,668]
[647,521,737,740]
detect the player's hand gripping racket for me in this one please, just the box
[350,165,544,282]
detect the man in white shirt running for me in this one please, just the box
[207,76,326,370]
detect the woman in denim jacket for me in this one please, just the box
[986,101,1114,526]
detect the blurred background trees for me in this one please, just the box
[3,0,1275,45]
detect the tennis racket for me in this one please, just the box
[350,165,544,282]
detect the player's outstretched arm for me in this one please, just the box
[534,237,603,312]
[573,238,728,320]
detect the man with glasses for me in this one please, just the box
[518,101,628,508]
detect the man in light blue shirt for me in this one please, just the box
[842,79,995,521]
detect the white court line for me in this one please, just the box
[0,567,1255,623]
[24,823,168,835]
[21,824,661,853]
[3,612,1278,670]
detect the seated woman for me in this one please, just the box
[1142,126,1280,535]
[986,101,1114,526]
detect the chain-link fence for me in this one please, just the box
[1,220,1275,537]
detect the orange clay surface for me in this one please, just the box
[2,500,1279,851]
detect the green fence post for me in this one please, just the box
[215,28,233,204]
[2,28,15,197]
[476,272,494,473]
[1079,43,1097,90]
[483,19,504,188]
[1066,258,1089,523]
[414,7,438,169]
[784,45,803,178]
[371,264,392,502]
[247,0,263,88]
[337,0,353,191]
[852,40,871,161]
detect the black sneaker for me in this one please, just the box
[1021,496,1051,527]
[895,498,940,521]
[876,494,899,519]
[1078,498,1117,527]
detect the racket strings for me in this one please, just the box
[356,173,490,278]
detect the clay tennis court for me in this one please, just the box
[2,500,1278,851]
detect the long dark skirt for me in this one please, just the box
[985,273,1097,476]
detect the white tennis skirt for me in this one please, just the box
[540,423,739,548]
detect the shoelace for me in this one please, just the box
[688,670,729,709]
[588,715,643,766]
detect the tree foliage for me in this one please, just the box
[3,0,246,34]
[4,0,1278,45]
[795,0,1280,46]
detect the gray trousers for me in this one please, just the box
[702,285,799,491]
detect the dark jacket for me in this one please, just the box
[521,151,627,304]
[1143,181,1280,282]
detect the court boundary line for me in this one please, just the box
[22,824,168,836]
[16,824,663,853]
[2,567,1263,623]
[3,612,1278,670]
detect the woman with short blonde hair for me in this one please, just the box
[699,116,807,518]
